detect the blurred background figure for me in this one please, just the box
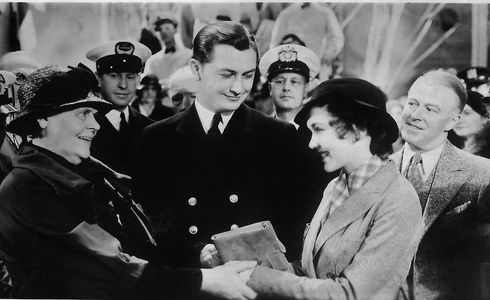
[131,75,174,121]
[167,66,197,114]
[0,51,41,109]
[0,72,18,293]
[0,70,19,173]
[457,67,490,96]
[270,3,344,80]
[252,85,275,116]
[144,17,192,84]
[453,90,490,158]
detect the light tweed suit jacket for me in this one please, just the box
[248,162,423,300]
[391,141,490,300]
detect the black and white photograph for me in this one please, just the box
[0,1,489,299]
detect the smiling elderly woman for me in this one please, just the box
[247,79,424,300]
[0,65,257,300]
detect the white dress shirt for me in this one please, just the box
[105,107,129,131]
[194,99,234,134]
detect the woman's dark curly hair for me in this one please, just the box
[312,96,394,158]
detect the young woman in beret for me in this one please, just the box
[247,78,423,300]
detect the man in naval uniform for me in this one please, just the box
[133,22,310,268]
[86,40,154,177]
[259,43,336,228]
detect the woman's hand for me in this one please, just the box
[201,261,257,300]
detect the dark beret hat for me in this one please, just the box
[466,90,487,117]
[295,78,399,143]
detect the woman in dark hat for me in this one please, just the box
[452,90,490,158]
[0,65,256,299]
[131,74,174,121]
[247,78,423,299]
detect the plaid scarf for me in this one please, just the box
[324,155,386,219]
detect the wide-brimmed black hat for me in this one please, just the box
[295,78,399,143]
[7,64,113,136]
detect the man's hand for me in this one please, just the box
[201,261,258,300]
[200,243,223,268]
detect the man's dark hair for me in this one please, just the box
[192,21,258,64]
[311,98,394,158]
[154,18,178,31]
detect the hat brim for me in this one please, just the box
[295,96,399,144]
[7,97,113,136]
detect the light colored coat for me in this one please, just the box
[249,162,423,300]
[392,141,490,299]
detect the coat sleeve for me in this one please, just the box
[65,222,203,298]
[248,180,423,300]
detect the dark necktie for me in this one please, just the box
[120,112,128,135]
[406,153,426,210]
[165,46,176,54]
[207,113,222,137]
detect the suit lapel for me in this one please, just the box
[422,142,465,228]
[391,148,403,172]
[312,163,397,259]
[302,184,334,277]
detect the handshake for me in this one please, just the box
[199,221,291,300]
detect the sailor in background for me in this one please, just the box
[86,40,154,177]
[259,43,320,127]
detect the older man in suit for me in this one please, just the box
[392,69,490,299]
[133,21,312,268]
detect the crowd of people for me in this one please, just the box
[0,7,489,300]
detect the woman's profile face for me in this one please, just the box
[40,107,100,165]
[453,104,487,138]
[306,107,359,173]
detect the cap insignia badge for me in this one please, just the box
[277,46,298,62]
[467,68,477,80]
[115,42,135,55]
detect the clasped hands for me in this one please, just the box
[200,243,257,300]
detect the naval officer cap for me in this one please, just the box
[457,67,490,89]
[259,44,320,83]
[86,40,151,74]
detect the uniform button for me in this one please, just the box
[189,226,198,234]
[230,224,239,230]
[188,197,197,206]
[229,194,238,203]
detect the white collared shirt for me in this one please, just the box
[194,98,234,134]
[401,141,445,182]
[106,107,129,131]
[271,112,300,129]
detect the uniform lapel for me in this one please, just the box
[312,163,397,260]
[176,104,206,137]
[422,142,465,228]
